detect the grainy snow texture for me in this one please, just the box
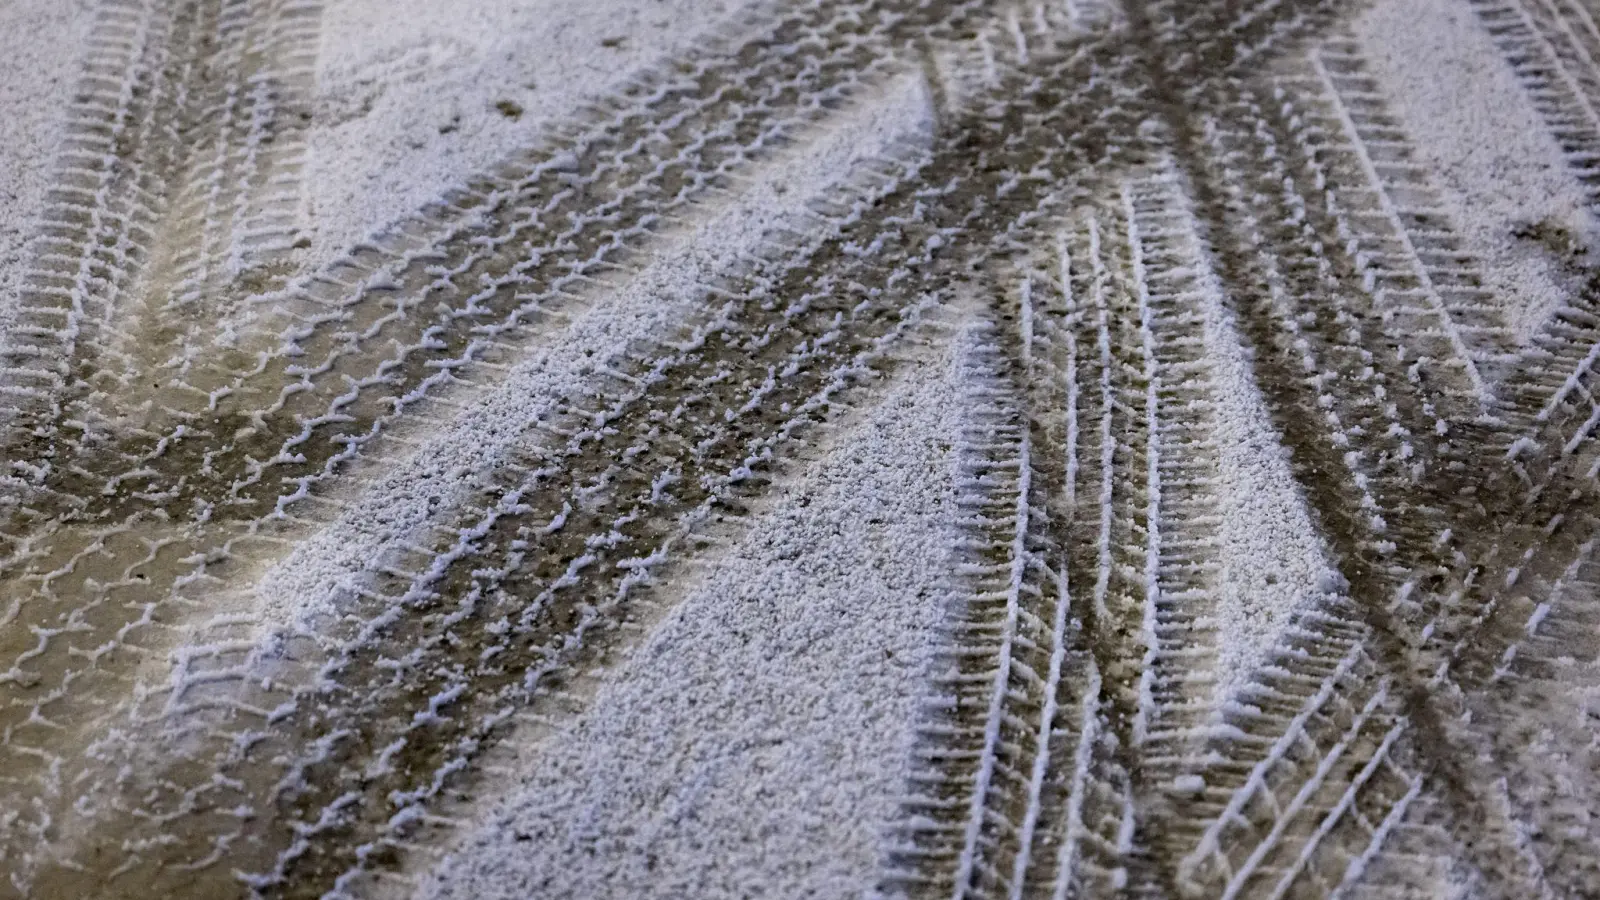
[1147,168,1343,703]
[417,341,965,900]
[1352,0,1600,340]
[5,0,1600,898]
[252,71,936,631]
[300,0,767,277]
[0,0,96,335]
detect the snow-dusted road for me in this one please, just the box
[1,0,1599,897]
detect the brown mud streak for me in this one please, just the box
[0,4,1023,894]
[1303,44,1600,886]
[0,0,321,467]
[14,0,1579,895]
[1146,12,1597,900]
[1023,194,1172,896]
[2,0,999,516]
[943,243,1113,900]
[877,0,1417,895]
[1188,77,1446,892]
[1250,99,1536,889]
[0,3,1009,736]
[126,13,1256,896]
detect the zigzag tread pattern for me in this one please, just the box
[5,0,1600,898]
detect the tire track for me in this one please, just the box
[872,0,1397,893]
[0,2,1060,794]
[1,0,1013,509]
[217,17,1152,881]
[14,0,1599,896]
[1169,74,1543,900]
[893,2,1600,896]
[1471,0,1600,211]
[0,0,323,450]
[1,101,939,894]
[1468,0,1600,427]
[1122,158,1431,900]
[880,9,1523,898]
[877,224,1143,900]
[873,0,1406,895]
[0,2,1042,881]
[879,315,1081,898]
[4,5,1140,887]
[1298,36,1521,397]
[16,0,1342,888]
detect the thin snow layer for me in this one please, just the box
[414,343,966,900]
[1353,0,1599,341]
[251,71,933,629]
[299,0,766,276]
[0,0,95,334]
[1178,193,1343,700]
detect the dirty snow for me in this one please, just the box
[1172,181,1347,702]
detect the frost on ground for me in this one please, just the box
[1353,0,1600,342]
[1146,167,1343,702]
[0,0,95,337]
[252,70,935,630]
[300,0,767,278]
[416,336,965,900]
[4,0,1600,897]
